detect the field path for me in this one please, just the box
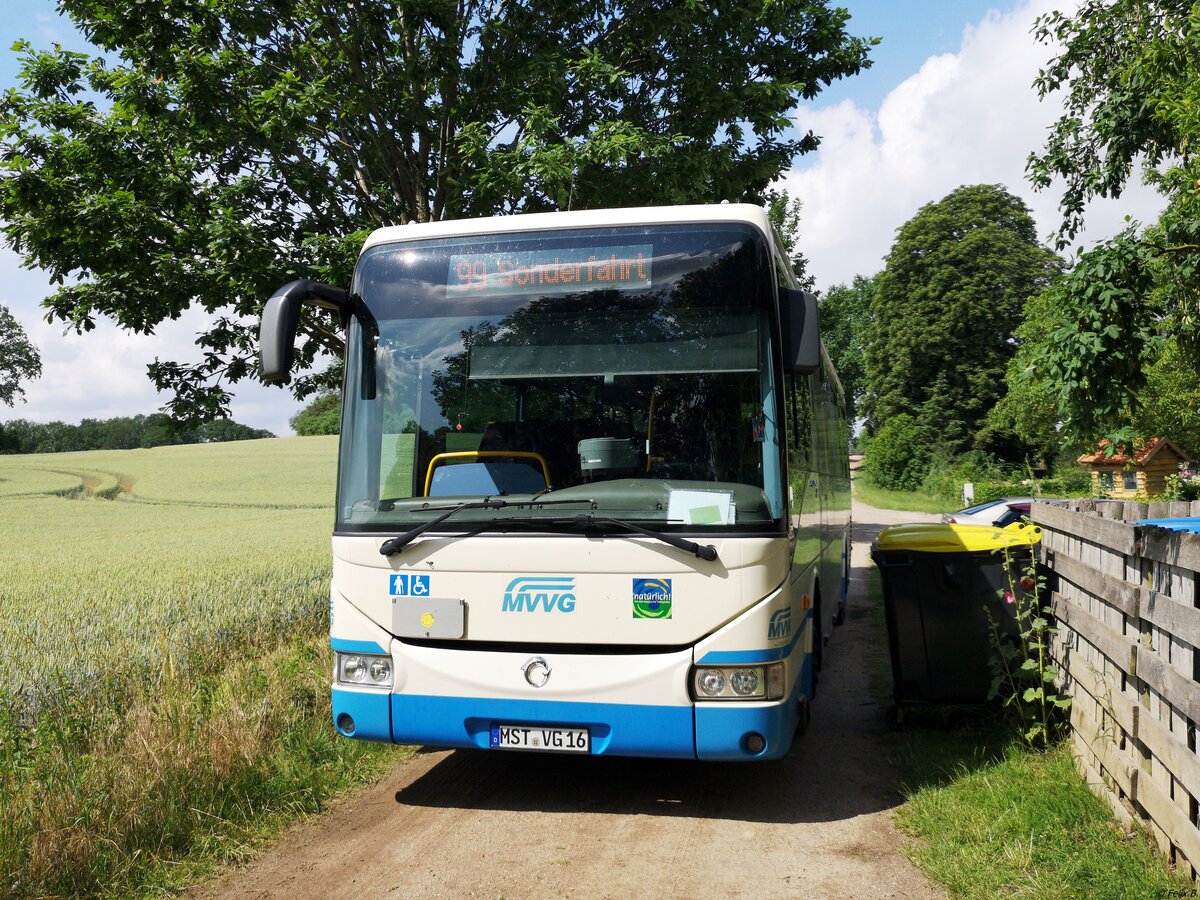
[194,498,946,899]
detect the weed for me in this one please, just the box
[986,546,1070,748]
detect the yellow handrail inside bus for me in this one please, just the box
[423,450,552,496]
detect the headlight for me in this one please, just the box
[697,669,727,697]
[730,668,760,696]
[691,663,785,701]
[336,652,394,689]
[369,657,393,684]
[341,655,368,683]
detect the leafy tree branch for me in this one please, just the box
[0,0,874,422]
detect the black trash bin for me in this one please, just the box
[870,522,1042,720]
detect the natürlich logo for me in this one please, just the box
[502,577,577,613]
[632,578,672,619]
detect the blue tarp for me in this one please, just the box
[1136,517,1200,534]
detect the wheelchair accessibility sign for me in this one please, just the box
[390,574,431,597]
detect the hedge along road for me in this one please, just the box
[195,498,944,899]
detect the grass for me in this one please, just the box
[852,478,958,514]
[896,741,1193,898]
[0,438,337,695]
[0,437,416,898]
[0,634,410,898]
[864,561,1195,898]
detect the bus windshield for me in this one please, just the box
[336,222,784,532]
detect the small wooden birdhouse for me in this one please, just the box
[1077,437,1191,498]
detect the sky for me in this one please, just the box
[0,0,1168,436]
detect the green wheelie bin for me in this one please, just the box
[870,522,1042,722]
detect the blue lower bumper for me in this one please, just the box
[331,687,803,760]
[391,694,697,758]
[695,702,798,760]
[331,688,392,742]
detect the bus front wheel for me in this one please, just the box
[796,697,811,735]
[833,536,850,626]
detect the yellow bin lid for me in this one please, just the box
[874,521,1041,553]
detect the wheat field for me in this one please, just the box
[0,435,418,898]
[0,436,339,698]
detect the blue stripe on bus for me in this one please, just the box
[696,610,809,664]
[331,638,387,654]
[389,694,697,758]
[698,647,791,664]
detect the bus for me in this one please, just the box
[260,204,851,760]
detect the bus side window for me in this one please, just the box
[786,373,812,472]
[774,247,811,475]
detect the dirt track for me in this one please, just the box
[195,498,946,899]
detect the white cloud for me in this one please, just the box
[34,12,68,45]
[0,252,302,435]
[785,0,1168,289]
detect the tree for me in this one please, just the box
[1026,1,1200,440]
[0,413,274,453]
[197,419,274,442]
[290,392,342,436]
[1005,275,1200,461]
[0,1,873,423]
[861,185,1060,462]
[1020,233,1167,442]
[1134,341,1200,458]
[0,305,41,406]
[860,413,928,492]
[818,274,874,423]
[0,418,39,453]
[765,189,815,290]
[986,282,1073,465]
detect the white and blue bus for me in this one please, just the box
[261,204,851,760]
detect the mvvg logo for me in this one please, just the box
[768,606,792,640]
[502,577,577,613]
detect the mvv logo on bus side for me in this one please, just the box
[768,607,792,640]
[502,576,577,613]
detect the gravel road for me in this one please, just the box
[194,498,946,899]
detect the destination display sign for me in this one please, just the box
[448,244,653,297]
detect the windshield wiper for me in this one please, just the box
[573,514,719,561]
[379,498,594,556]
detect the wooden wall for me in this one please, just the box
[1033,498,1200,877]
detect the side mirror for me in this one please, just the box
[780,288,821,374]
[259,280,350,383]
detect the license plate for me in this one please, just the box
[490,724,590,753]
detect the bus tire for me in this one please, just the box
[796,697,811,735]
[833,597,846,627]
[812,592,824,673]
[833,537,850,626]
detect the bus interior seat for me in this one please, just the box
[479,421,537,453]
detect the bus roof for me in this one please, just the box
[361,203,774,251]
